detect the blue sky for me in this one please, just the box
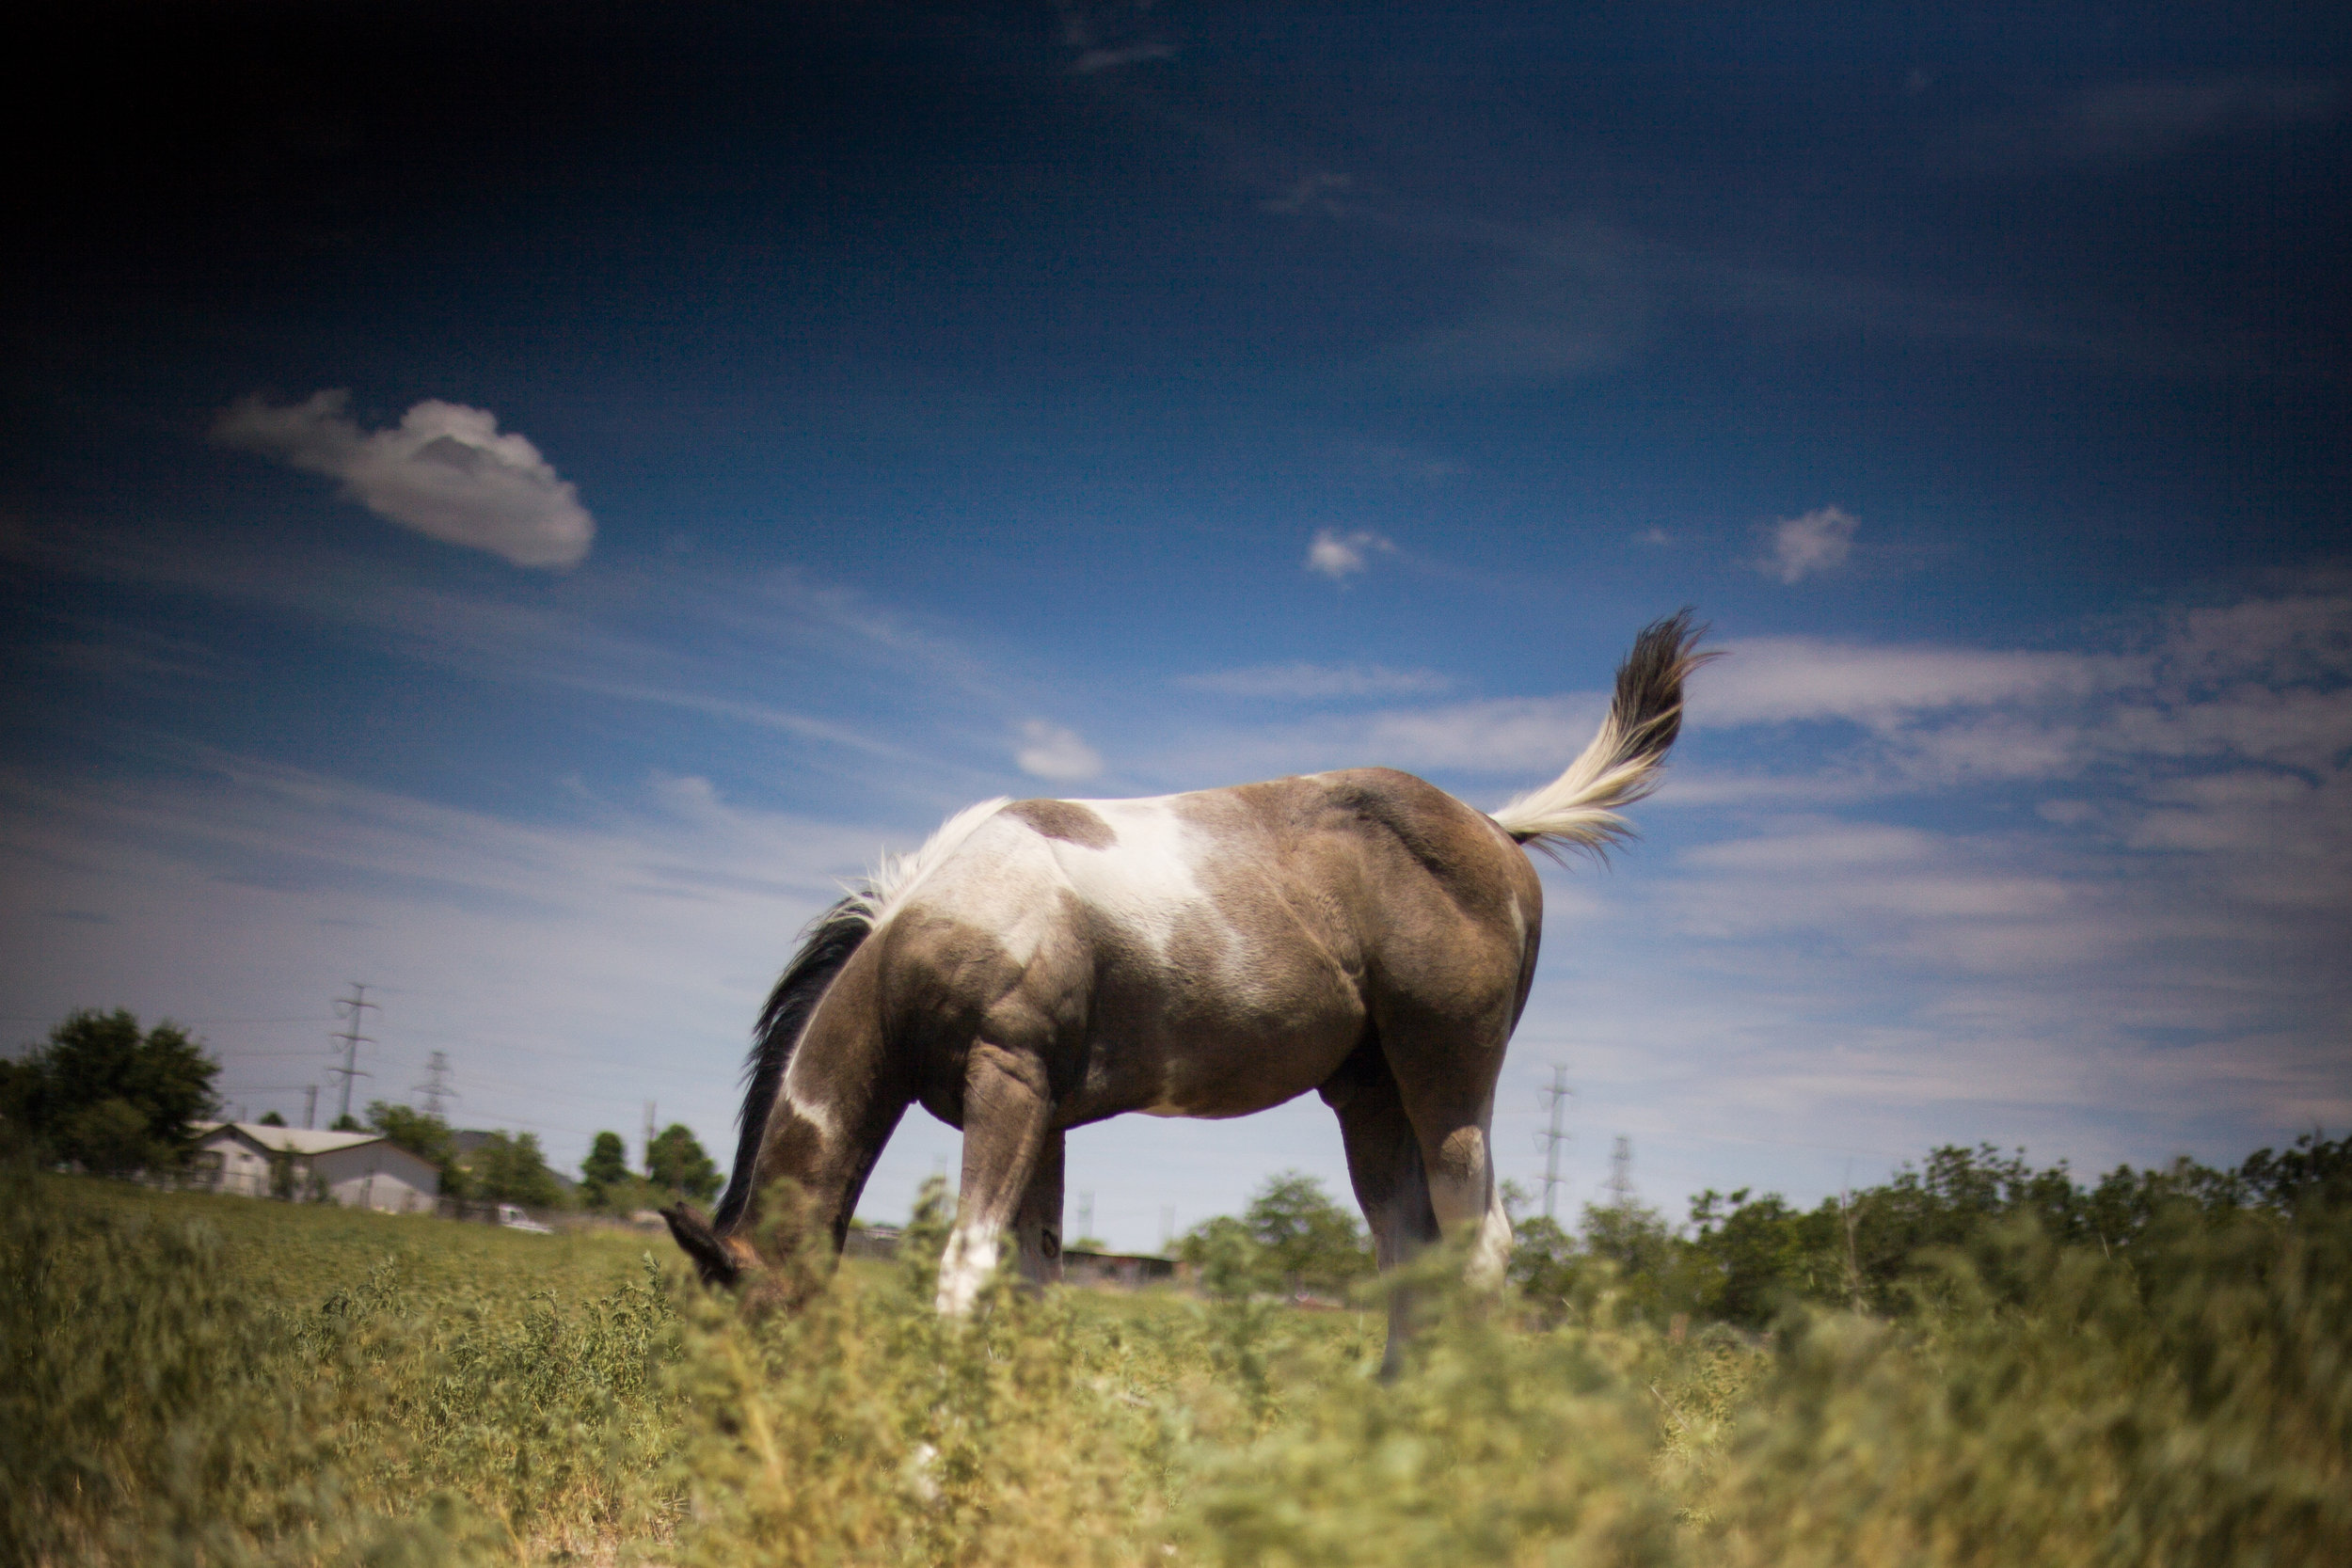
[4,2,2346,1248]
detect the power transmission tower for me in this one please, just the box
[303,1084,319,1131]
[1076,1191,1094,1241]
[326,983,378,1127]
[1534,1065,1574,1221]
[1607,1134,1634,1208]
[643,1101,657,1175]
[412,1051,458,1118]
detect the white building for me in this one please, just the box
[190,1122,440,1212]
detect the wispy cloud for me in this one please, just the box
[2,515,1026,801]
[1692,637,2132,727]
[215,390,595,568]
[1260,171,1353,217]
[0,742,987,1226]
[1758,506,1859,584]
[1530,595,2352,1199]
[1176,662,1453,701]
[2057,75,2341,163]
[1056,0,1176,74]
[1378,225,1650,387]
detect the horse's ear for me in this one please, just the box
[662,1203,742,1288]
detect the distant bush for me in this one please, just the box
[1178,1170,1374,1298]
[467,1129,566,1209]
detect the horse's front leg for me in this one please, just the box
[936,1042,1054,1316]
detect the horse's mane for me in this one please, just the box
[713,797,1010,1231]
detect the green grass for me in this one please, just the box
[7,1167,2347,1566]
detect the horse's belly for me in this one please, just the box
[1072,974,1365,1123]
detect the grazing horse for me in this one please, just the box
[666,612,1710,1350]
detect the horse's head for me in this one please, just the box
[661,1202,746,1288]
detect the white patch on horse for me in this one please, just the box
[934,1222,1002,1316]
[853,796,1012,929]
[900,815,1065,966]
[778,1051,837,1140]
[1468,1193,1514,1289]
[1058,796,1220,961]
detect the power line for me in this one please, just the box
[1534,1064,1574,1222]
[412,1050,458,1118]
[1607,1134,1635,1209]
[326,983,378,1127]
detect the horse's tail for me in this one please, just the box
[709,897,876,1236]
[1489,609,1717,862]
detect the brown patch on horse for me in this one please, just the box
[1005,797,1117,848]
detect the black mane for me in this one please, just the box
[712,896,874,1231]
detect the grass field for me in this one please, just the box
[6,1164,2346,1566]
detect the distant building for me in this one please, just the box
[838,1225,1176,1287]
[1063,1247,1178,1288]
[189,1122,439,1212]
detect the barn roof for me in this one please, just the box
[193,1121,385,1156]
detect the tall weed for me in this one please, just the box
[7,1164,2349,1566]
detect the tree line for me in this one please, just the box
[1176,1132,2351,1327]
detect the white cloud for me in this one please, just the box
[1177,662,1453,701]
[1014,720,1104,783]
[1759,506,1859,584]
[1692,637,2133,727]
[2066,75,2340,161]
[1364,696,1608,773]
[215,390,595,569]
[1304,528,1393,580]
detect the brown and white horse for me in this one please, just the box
[666,612,1710,1348]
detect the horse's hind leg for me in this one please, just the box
[1010,1131,1065,1289]
[1401,1090,1512,1289]
[1321,1041,1442,1377]
[936,1042,1054,1316]
[1381,1018,1515,1290]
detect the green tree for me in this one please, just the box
[1244,1171,1373,1295]
[580,1131,633,1210]
[4,1009,219,1174]
[1685,1189,1832,1327]
[258,1110,287,1127]
[365,1101,469,1200]
[469,1130,564,1209]
[1178,1172,1374,1299]
[1176,1213,1265,1301]
[647,1123,722,1202]
[1505,1212,1580,1307]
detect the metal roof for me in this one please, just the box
[193,1121,384,1156]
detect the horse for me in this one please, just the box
[665,611,1711,1354]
